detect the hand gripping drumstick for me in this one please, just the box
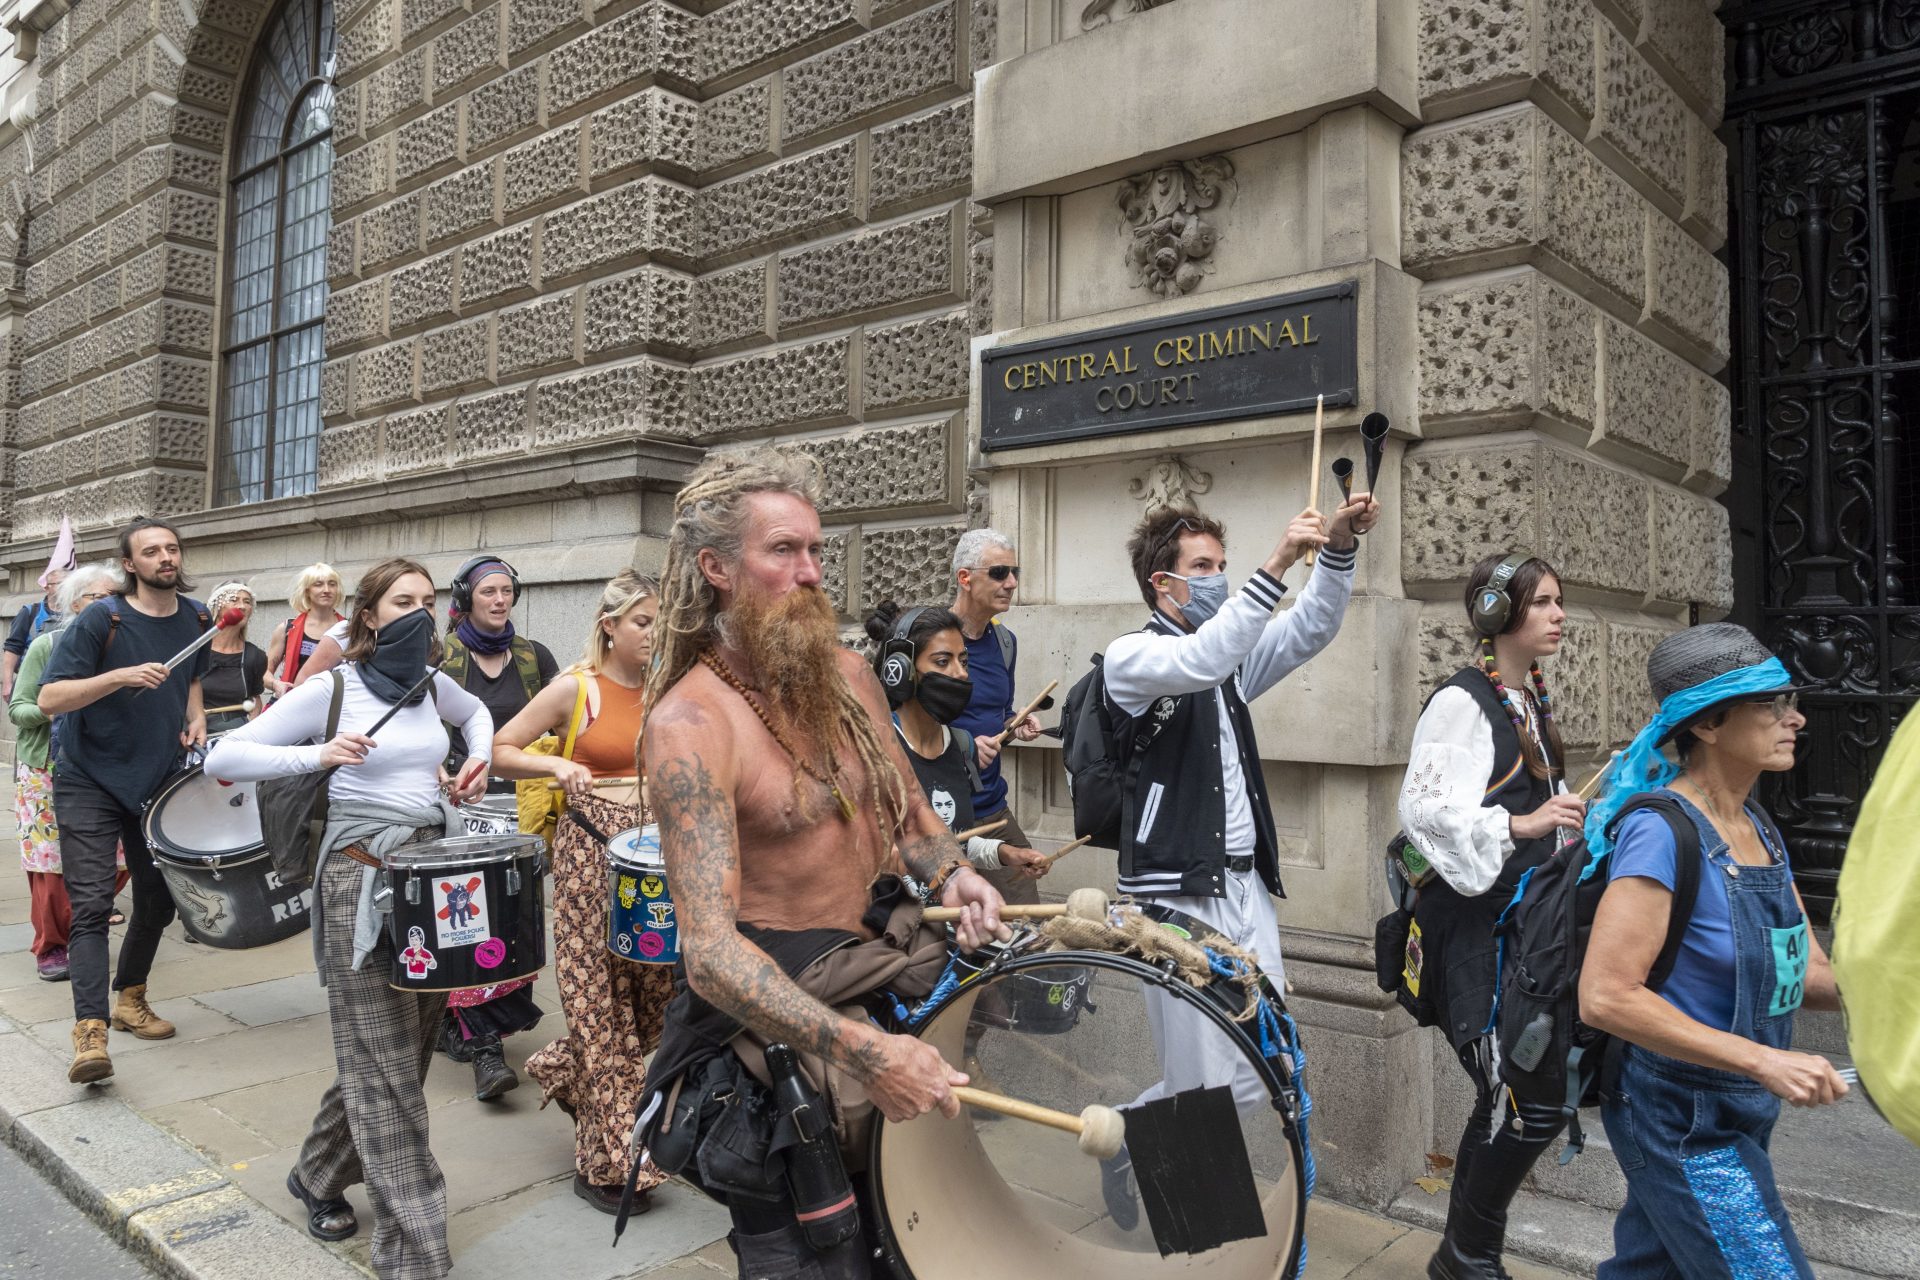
[986,679,1060,748]
[1304,394,1325,568]
[949,1087,1127,1160]
[923,886,1108,923]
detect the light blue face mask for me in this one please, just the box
[1158,571,1228,626]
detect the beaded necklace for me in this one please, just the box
[698,649,857,822]
[1480,637,1559,778]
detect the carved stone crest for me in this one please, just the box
[1117,156,1234,298]
[1082,0,1178,30]
[1129,456,1213,513]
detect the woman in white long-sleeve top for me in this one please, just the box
[1395,552,1587,1280]
[205,557,490,1280]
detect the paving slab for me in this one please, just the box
[1298,1197,1408,1277]
[125,1183,364,1280]
[146,1098,283,1168]
[190,972,332,1027]
[12,1094,228,1220]
[194,1068,334,1150]
[24,998,244,1058]
[94,1012,334,1110]
[0,1023,100,1130]
[444,1175,732,1280]
[0,920,38,953]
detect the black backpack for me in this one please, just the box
[1059,654,1172,849]
[1492,794,1702,1157]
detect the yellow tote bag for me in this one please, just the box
[1833,710,1920,1148]
[516,676,589,843]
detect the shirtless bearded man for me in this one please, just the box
[642,450,1007,1276]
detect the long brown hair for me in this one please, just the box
[343,557,442,666]
[1463,552,1565,782]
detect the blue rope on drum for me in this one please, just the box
[1205,948,1317,1280]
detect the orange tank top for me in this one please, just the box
[572,673,645,777]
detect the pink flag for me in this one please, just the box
[38,515,74,588]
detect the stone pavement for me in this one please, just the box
[0,792,1575,1280]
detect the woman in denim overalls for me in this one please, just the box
[1581,624,1847,1278]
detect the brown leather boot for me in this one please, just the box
[69,1020,112,1083]
[110,985,176,1040]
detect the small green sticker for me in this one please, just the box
[1768,923,1808,1018]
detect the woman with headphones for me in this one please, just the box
[863,603,1049,884]
[435,557,559,1102]
[1396,552,1587,1280]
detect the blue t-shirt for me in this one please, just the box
[1608,805,1788,1033]
[955,624,1015,815]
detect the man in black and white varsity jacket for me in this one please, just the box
[1096,491,1378,1221]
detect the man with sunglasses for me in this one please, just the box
[946,529,1048,905]
[1094,489,1379,1225]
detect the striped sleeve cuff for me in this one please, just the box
[1243,569,1288,611]
[1317,545,1357,572]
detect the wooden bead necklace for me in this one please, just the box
[699,648,857,822]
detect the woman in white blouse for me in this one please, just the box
[206,558,490,1280]
[1395,552,1587,1280]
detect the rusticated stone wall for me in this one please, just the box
[1403,0,1732,765]
[1,0,997,632]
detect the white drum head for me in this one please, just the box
[606,825,662,871]
[146,769,264,864]
[873,954,1304,1279]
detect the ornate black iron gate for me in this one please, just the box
[1723,2,1920,918]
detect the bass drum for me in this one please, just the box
[144,764,314,950]
[870,904,1308,1280]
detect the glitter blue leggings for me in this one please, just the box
[1598,1049,1813,1279]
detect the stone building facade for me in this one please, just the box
[0,0,1735,1222]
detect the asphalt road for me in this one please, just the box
[0,1141,160,1277]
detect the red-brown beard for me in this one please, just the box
[726,580,847,756]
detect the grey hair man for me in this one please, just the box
[946,528,1047,905]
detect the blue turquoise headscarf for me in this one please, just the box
[1580,657,1793,874]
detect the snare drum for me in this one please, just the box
[605,826,677,965]
[871,903,1309,1279]
[144,765,314,950]
[382,834,545,992]
[459,794,520,836]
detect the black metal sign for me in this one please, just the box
[979,282,1358,451]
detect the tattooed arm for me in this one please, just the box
[647,693,970,1123]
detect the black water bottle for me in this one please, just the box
[764,1043,861,1250]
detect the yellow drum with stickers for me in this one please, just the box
[606,825,678,965]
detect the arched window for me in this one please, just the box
[217,0,336,506]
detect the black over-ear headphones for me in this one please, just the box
[875,606,928,709]
[451,556,522,616]
[1470,552,1533,637]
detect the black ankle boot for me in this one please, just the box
[1427,1235,1506,1280]
[472,1035,518,1101]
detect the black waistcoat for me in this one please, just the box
[1414,667,1556,1049]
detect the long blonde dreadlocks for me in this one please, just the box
[641,449,909,839]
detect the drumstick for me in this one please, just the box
[166,607,247,671]
[987,678,1059,748]
[924,887,1109,923]
[203,699,258,715]
[1305,393,1325,568]
[949,1087,1126,1160]
[1042,834,1094,867]
[1575,750,1622,801]
[953,818,1007,842]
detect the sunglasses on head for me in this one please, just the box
[978,565,1019,582]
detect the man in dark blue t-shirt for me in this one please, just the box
[40,519,209,1084]
[2,567,65,698]
[947,528,1044,906]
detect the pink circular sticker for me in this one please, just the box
[474,938,507,969]
[634,931,666,959]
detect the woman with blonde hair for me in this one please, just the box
[492,569,669,1216]
[266,563,344,693]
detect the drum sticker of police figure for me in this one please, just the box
[434,875,492,949]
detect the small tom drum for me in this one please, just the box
[382,834,545,992]
[871,902,1309,1279]
[606,826,677,965]
[145,765,314,950]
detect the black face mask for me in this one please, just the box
[916,672,973,725]
[360,607,436,706]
